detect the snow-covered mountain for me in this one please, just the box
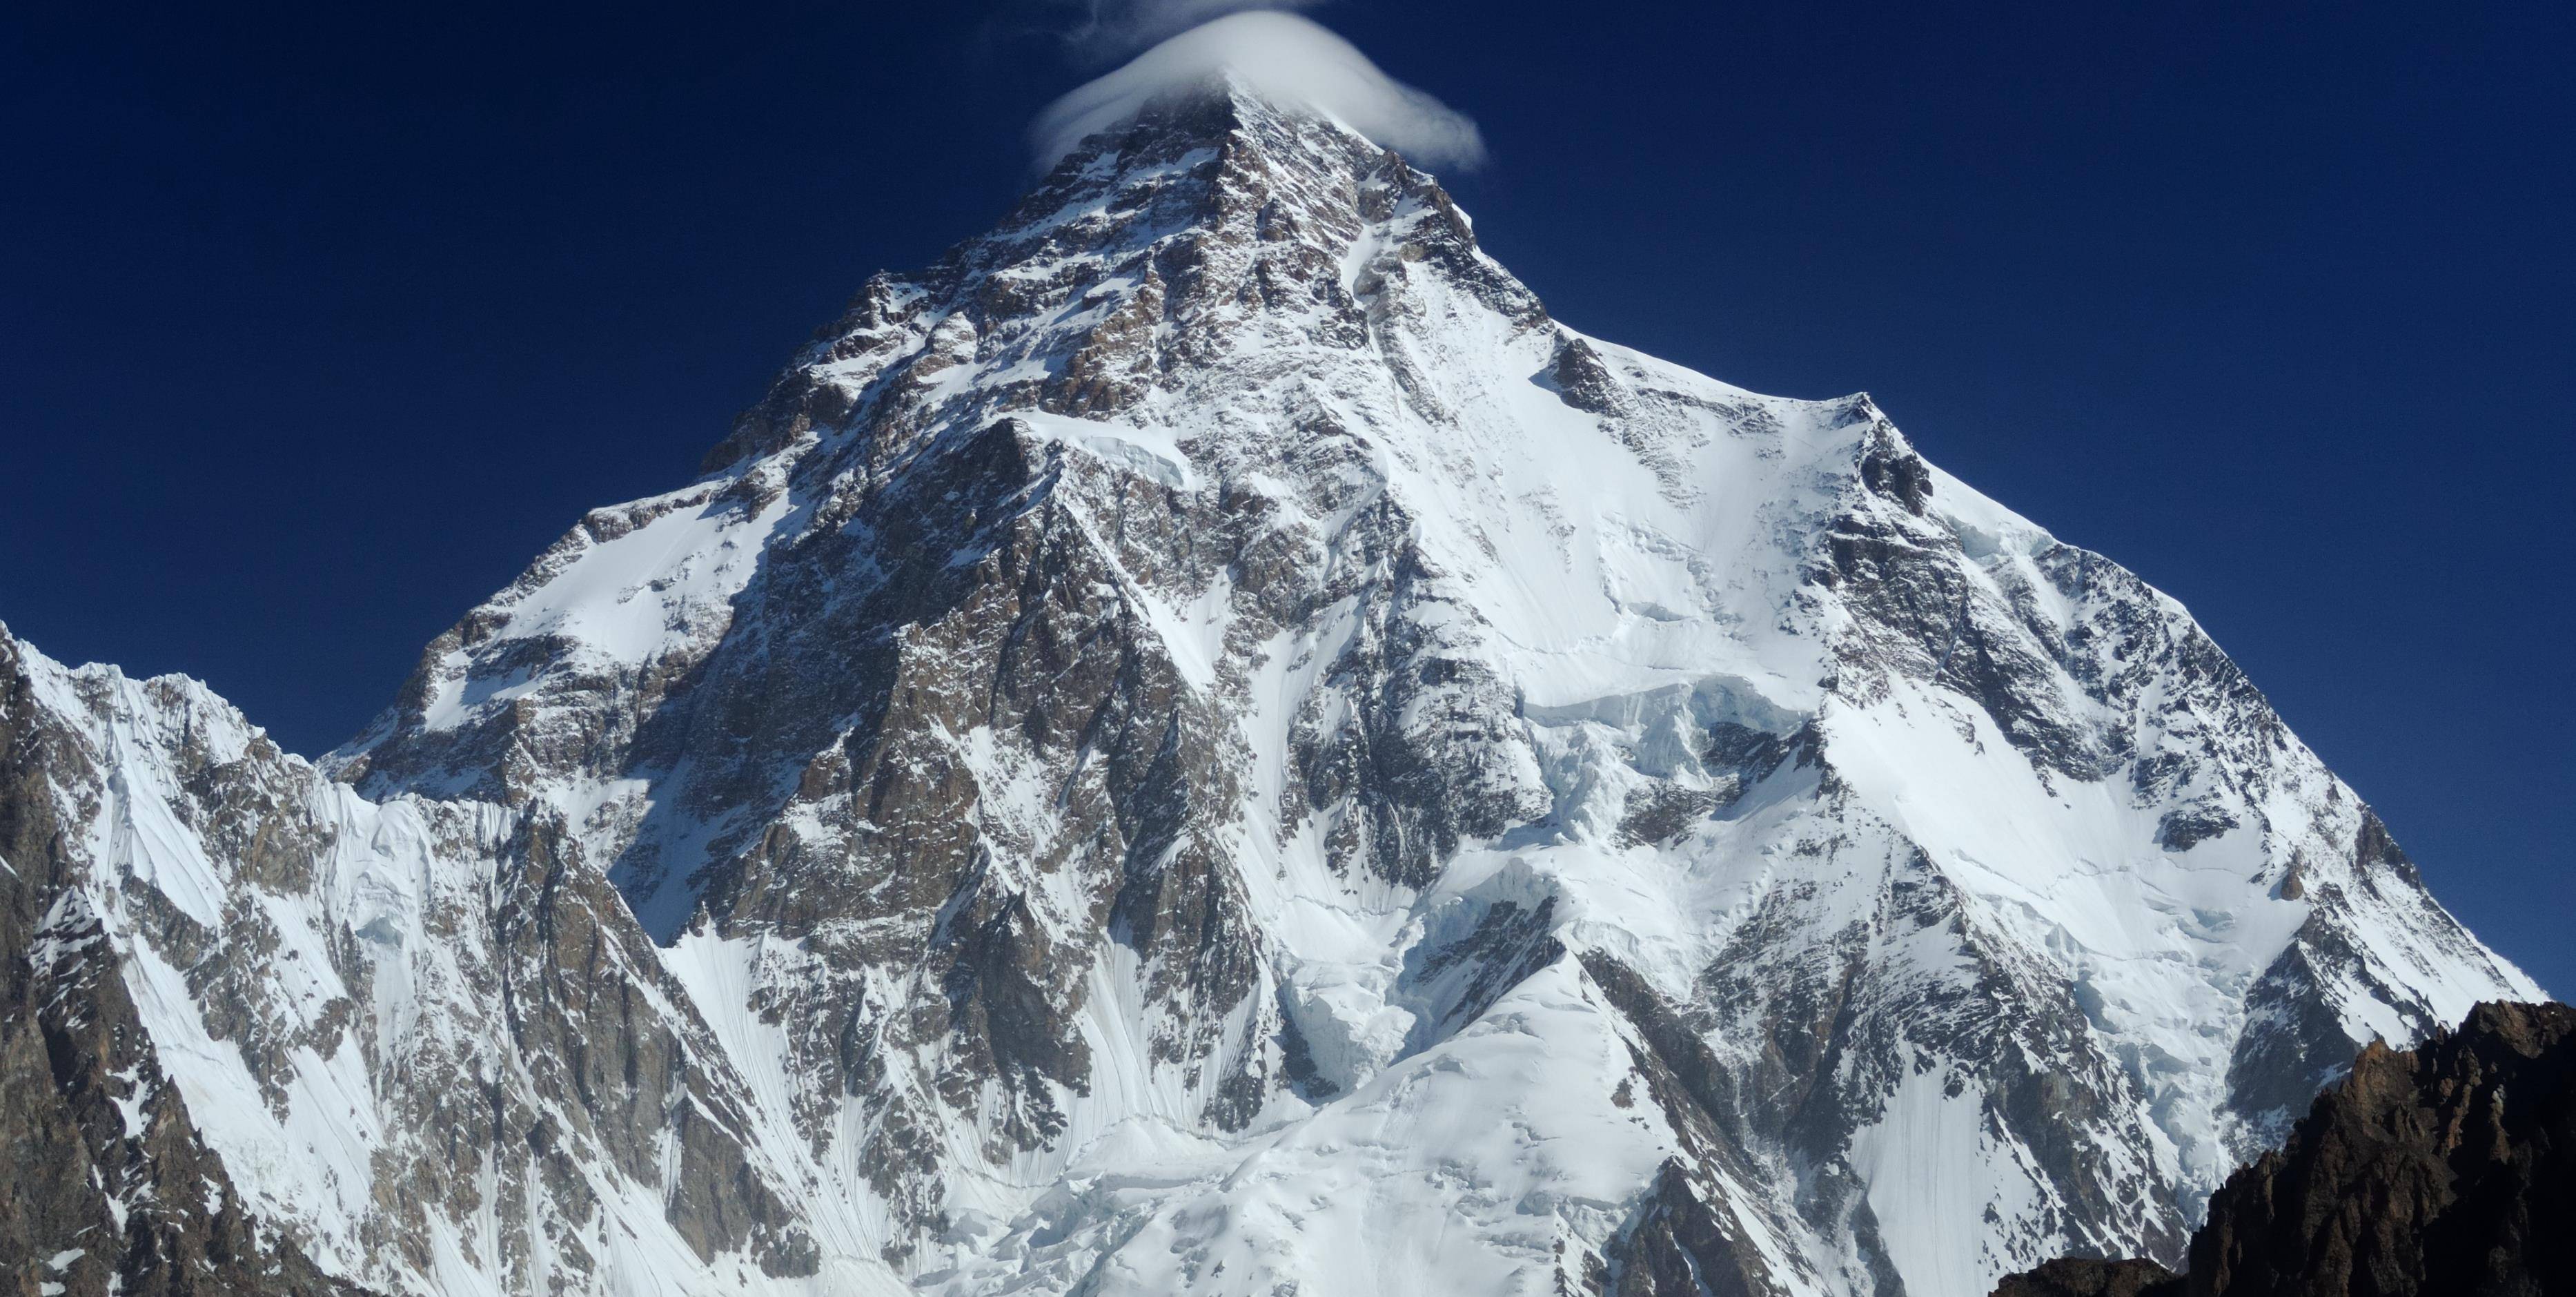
[0,78,2539,1297]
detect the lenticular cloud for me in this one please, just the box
[1028,11,1486,171]
[1058,0,1333,61]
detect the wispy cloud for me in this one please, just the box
[1028,10,1486,172]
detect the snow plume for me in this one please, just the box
[1029,11,1486,171]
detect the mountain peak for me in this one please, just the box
[1026,10,1485,174]
[11,45,2541,1296]
[694,76,1520,476]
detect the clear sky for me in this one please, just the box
[3,1,2568,993]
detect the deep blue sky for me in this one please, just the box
[4,2,2567,993]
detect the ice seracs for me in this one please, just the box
[0,74,2539,1297]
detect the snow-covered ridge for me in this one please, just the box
[3,82,2537,1297]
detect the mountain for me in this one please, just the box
[1993,999,2575,1296]
[0,80,2542,1297]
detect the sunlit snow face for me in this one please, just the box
[1027,10,1486,170]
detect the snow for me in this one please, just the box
[925,957,1699,1297]
[407,479,794,739]
[495,491,787,664]
[103,763,226,928]
[1018,410,1198,493]
[1847,1064,2045,1297]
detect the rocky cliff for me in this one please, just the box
[1992,999,2573,1296]
[0,73,2543,1297]
[2195,999,2575,1294]
[0,639,367,1297]
[1993,1259,2181,1297]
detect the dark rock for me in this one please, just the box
[2156,805,2238,851]
[1545,334,1626,414]
[1606,1160,1782,1297]
[2190,1000,2576,1296]
[1703,721,1791,776]
[2000,1001,2576,1296]
[1618,783,1725,846]
[1993,1258,2181,1297]
[1857,428,1934,516]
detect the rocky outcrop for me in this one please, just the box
[1992,1259,2180,1297]
[1606,1160,1789,1297]
[1994,1000,2575,1296]
[2190,999,2575,1295]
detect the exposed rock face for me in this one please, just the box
[1605,1159,1796,1297]
[0,78,2545,1297]
[0,638,365,1297]
[2189,1000,2576,1295]
[1993,1001,2573,1296]
[0,636,828,1294]
[1992,1258,2180,1297]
